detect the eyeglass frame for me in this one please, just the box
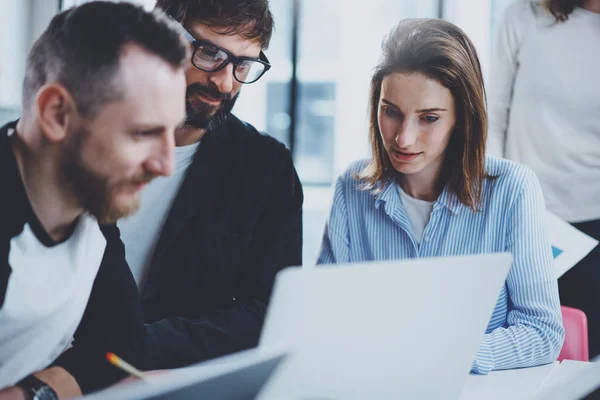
[175,20,272,84]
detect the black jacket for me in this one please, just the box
[0,121,144,393]
[141,114,303,369]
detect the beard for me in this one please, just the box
[184,82,239,131]
[61,127,156,224]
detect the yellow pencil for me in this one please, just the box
[106,352,147,381]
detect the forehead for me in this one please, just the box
[94,45,186,127]
[380,72,454,108]
[186,20,262,58]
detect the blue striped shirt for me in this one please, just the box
[317,156,564,375]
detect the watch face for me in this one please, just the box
[33,387,57,400]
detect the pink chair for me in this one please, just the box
[558,305,589,362]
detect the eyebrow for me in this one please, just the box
[129,125,165,134]
[381,99,447,113]
[416,107,448,113]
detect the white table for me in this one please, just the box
[460,360,598,400]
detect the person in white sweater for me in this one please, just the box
[488,0,600,358]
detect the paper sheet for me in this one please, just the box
[459,362,559,400]
[546,211,598,278]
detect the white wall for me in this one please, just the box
[443,0,493,84]
[0,0,58,110]
[0,0,30,108]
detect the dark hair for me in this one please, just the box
[358,18,493,211]
[23,1,189,118]
[542,0,582,22]
[155,0,274,49]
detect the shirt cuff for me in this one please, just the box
[471,334,495,375]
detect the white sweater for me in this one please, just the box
[488,0,600,222]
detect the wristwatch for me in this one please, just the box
[15,375,58,400]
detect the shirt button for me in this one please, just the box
[423,235,430,242]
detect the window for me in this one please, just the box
[61,0,155,9]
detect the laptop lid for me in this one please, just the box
[532,357,600,400]
[79,347,287,400]
[258,253,512,399]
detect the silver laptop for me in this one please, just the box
[79,347,287,400]
[257,253,513,399]
[532,357,600,400]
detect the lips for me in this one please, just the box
[390,148,422,162]
[196,92,222,105]
[186,83,227,106]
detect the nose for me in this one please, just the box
[395,120,418,149]
[208,62,235,94]
[145,132,175,177]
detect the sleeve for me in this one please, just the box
[471,169,565,374]
[317,173,351,265]
[51,225,145,393]
[487,0,535,157]
[142,146,303,370]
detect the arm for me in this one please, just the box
[487,0,533,157]
[472,169,565,374]
[49,225,145,393]
[317,174,350,265]
[0,368,80,400]
[143,147,303,370]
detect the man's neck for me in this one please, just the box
[11,127,83,242]
[175,126,207,146]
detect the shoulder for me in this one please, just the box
[484,155,540,199]
[498,0,550,35]
[502,0,546,21]
[329,159,376,206]
[221,115,302,202]
[335,159,370,188]
[225,114,292,163]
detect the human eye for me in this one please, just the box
[132,128,161,138]
[422,115,439,123]
[198,45,222,61]
[237,60,252,71]
[382,107,400,118]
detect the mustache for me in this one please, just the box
[186,83,231,101]
[114,171,157,188]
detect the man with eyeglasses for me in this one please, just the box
[116,0,303,370]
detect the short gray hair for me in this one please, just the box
[23,1,189,118]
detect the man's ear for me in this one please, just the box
[35,83,77,143]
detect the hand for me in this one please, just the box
[117,369,171,385]
[0,386,26,400]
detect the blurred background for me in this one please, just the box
[0,0,516,264]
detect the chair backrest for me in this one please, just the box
[558,306,589,362]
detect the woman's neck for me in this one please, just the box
[399,172,442,202]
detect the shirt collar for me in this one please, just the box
[374,179,465,215]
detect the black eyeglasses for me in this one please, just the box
[177,22,271,84]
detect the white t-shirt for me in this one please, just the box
[0,215,106,387]
[397,185,435,245]
[488,1,600,222]
[118,141,200,289]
